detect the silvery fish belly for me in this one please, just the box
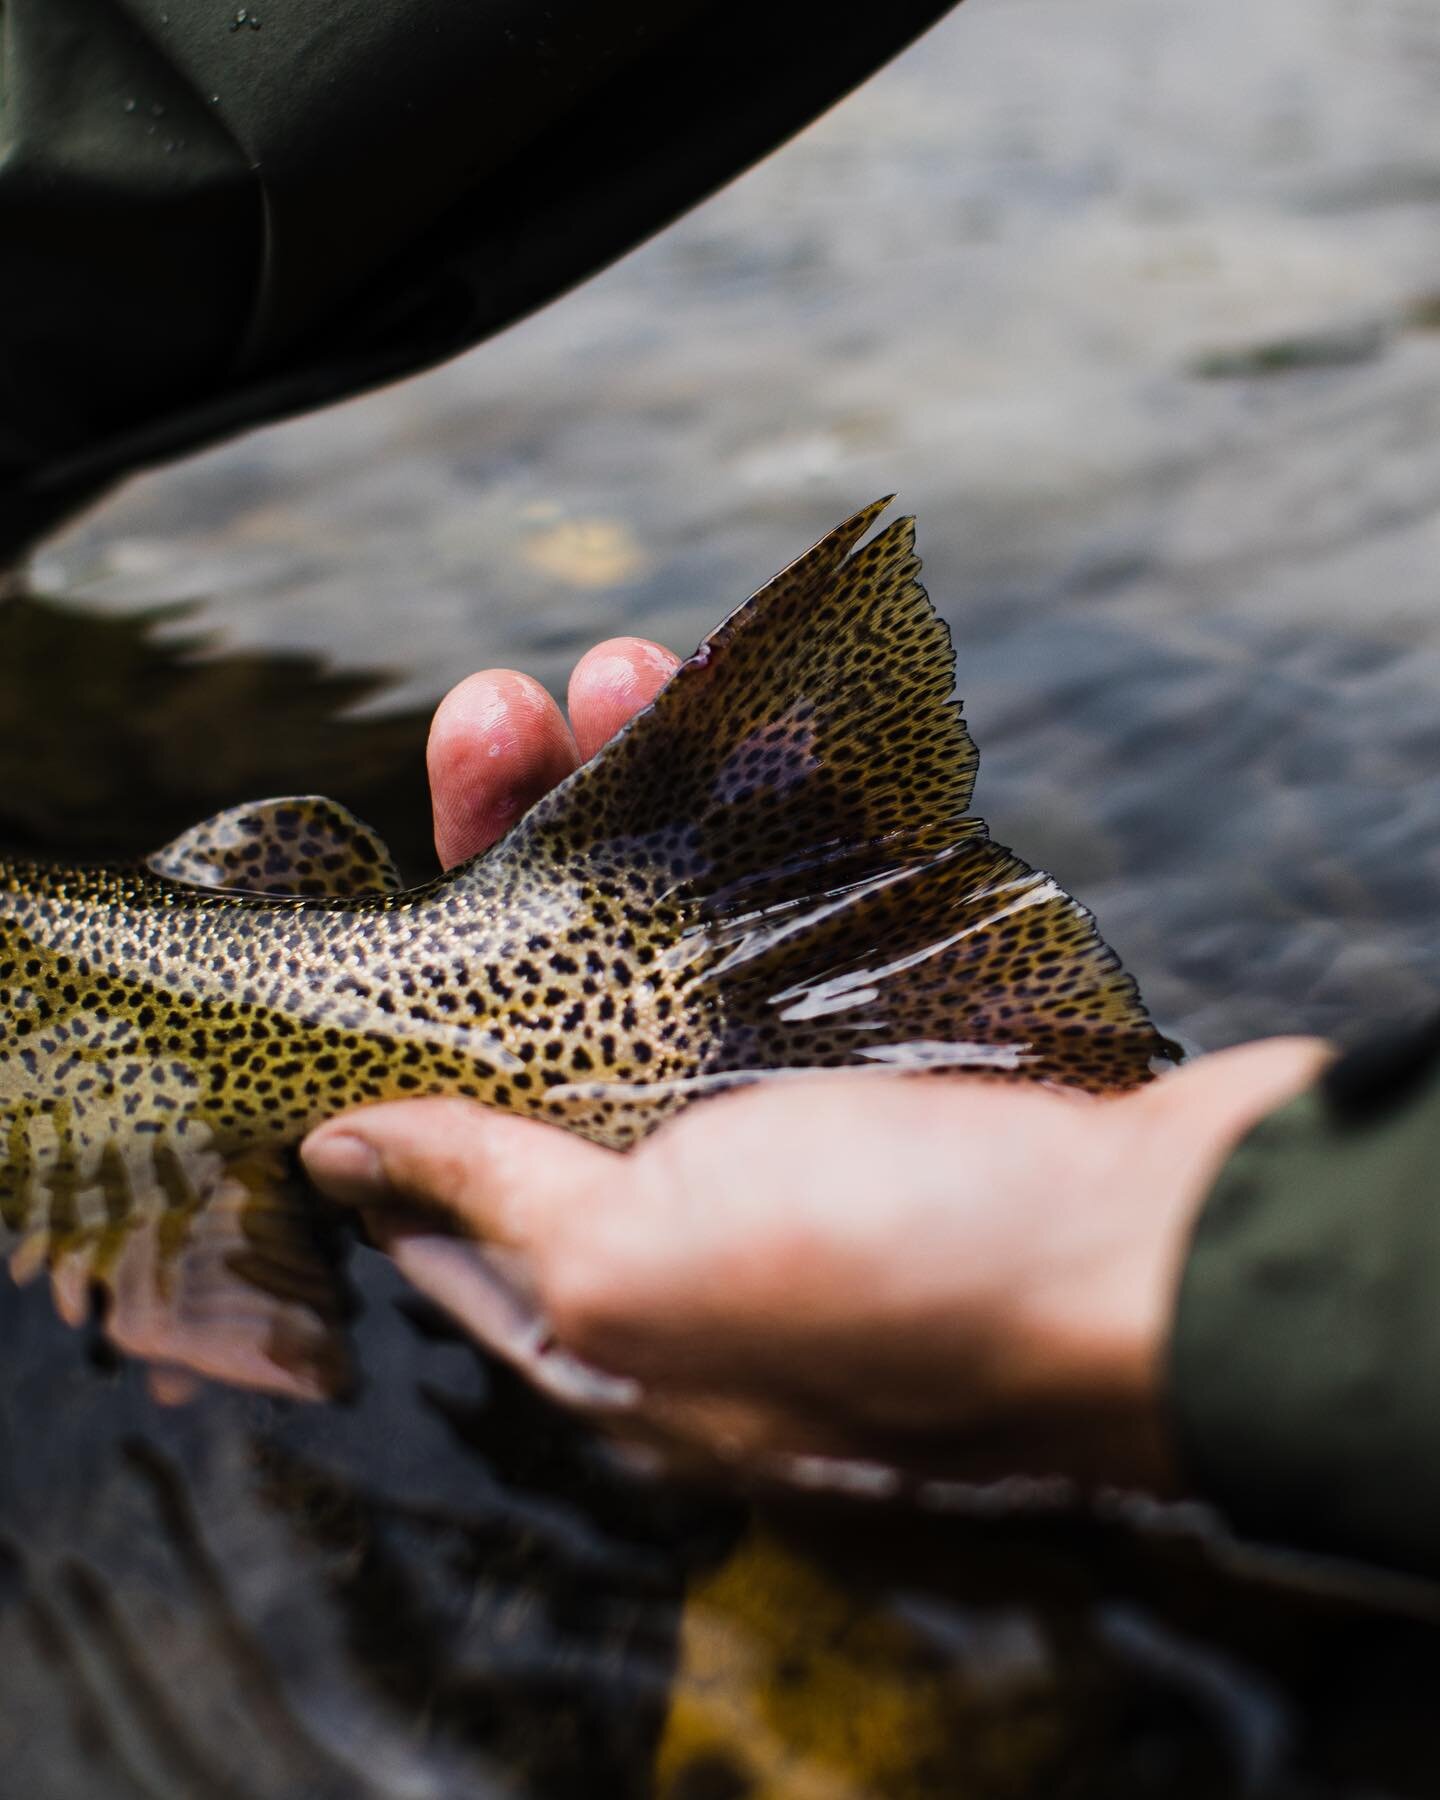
[0,502,1171,1399]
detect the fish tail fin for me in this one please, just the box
[490,502,1171,1140]
[506,497,978,870]
[699,833,1169,1093]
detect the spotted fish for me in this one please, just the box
[0,502,1171,1398]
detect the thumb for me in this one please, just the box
[300,1098,616,1250]
[304,1100,646,1410]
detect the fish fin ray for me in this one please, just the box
[147,796,402,896]
[704,835,1173,1092]
[482,500,1166,1101]
[479,502,1169,1117]
[100,1147,351,1401]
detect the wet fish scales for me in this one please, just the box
[0,502,1171,1397]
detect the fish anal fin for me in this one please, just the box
[147,795,402,897]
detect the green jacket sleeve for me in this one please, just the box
[1171,1017,1440,1579]
[0,0,960,562]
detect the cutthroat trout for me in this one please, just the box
[0,502,1170,1397]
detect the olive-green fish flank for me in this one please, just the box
[0,503,1172,1395]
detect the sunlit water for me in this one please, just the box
[5,0,1440,1793]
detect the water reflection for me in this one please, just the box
[0,593,699,1797]
[4,585,1440,1800]
[0,590,433,877]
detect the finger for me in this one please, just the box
[304,1099,642,1392]
[567,638,680,762]
[378,1230,644,1409]
[302,1098,613,1250]
[427,671,580,868]
[582,1387,911,1495]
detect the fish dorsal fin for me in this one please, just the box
[147,796,402,896]
[500,499,981,900]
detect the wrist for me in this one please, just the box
[1113,1037,1334,1490]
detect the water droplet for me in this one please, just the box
[228,6,260,27]
[123,97,137,113]
[150,101,165,117]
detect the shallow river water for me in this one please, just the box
[4,1,1440,1794]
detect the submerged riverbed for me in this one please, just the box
[5,0,1440,1794]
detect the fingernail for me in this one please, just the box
[301,1131,386,1203]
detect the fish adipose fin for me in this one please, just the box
[490,500,1170,1136]
[3,1122,351,1402]
[147,796,402,896]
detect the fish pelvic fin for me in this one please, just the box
[4,1127,351,1403]
[147,796,402,896]
[97,1147,353,1403]
[478,501,1169,1136]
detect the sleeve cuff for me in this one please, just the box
[1170,1022,1440,1578]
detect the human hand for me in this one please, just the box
[302,640,1329,1494]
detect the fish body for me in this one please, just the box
[0,503,1170,1394]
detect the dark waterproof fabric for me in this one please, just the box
[1172,1017,1440,1581]
[0,0,961,560]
